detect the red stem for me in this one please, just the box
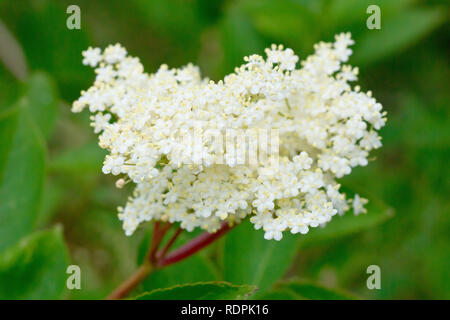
[156,227,183,260]
[157,222,232,267]
[148,222,172,263]
[106,264,152,300]
[105,221,234,299]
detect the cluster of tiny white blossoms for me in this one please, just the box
[73,33,386,240]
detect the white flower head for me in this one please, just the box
[73,33,386,240]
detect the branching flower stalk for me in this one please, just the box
[106,221,233,300]
[73,33,386,242]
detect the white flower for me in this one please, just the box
[90,113,111,133]
[103,44,127,64]
[360,131,382,149]
[266,45,299,71]
[353,194,368,215]
[82,47,102,67]
[73,34,386,240]
[263,218,287,241]
[293,152,313,171]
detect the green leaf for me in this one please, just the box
[22,72,58,139]
[35,179,63,228]
[223,220,299,293]
[0,106,45,253]
[0,67,21,108]
[0,226,70,299]
[298,193,394,249]
[135,282,256,300]
[276,280,358,300]
[353,8,446,66]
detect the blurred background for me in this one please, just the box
[0,0,448,299]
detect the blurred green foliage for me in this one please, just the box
[0,227,69,299]
[0,0,448,299]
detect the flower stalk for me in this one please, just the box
[106,221,233,300]
[106,263,153,300]
[157,222,232,267]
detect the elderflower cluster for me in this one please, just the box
[73,33,386,240]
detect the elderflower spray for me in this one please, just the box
[73,33,386,241]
